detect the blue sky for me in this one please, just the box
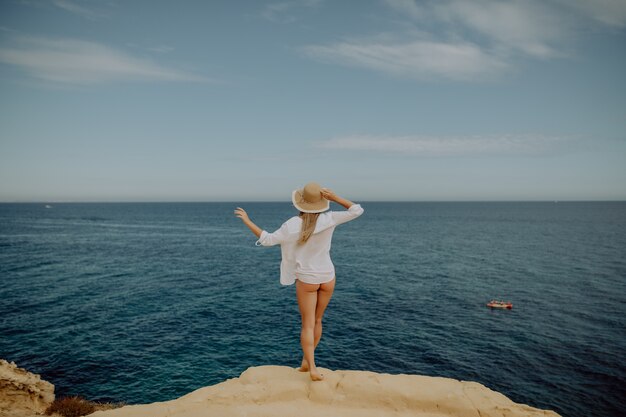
[1,0,625,202]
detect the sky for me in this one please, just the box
[0,0,625,202]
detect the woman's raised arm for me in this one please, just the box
[321,188,355,209]
[234,207,262,238]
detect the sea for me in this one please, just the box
[0,202,624,417]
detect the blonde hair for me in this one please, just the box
[298,212,320,244]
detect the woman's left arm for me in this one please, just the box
[234,207,262,238]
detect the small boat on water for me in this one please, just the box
[486,300,513,309]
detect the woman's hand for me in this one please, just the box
[234,207,250,222]
[234,207,262,238]
[321,188,337,202]
[322,188,355,209]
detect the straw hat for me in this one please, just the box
[292,182,329,213]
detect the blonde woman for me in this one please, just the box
[234,182,364,381]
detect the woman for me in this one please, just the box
[234,182,364,381]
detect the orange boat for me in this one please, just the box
[486,300,513,309]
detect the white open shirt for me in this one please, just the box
[256,204,364,285]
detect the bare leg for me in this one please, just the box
[315,277,335,342]
[296,280,324,381]
[298,278,335,373]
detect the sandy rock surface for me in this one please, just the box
[90,365,561,417]
[0,359,55,417]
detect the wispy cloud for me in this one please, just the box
[51,0,106,20]
[385,0,565,59]
[261,0,322,23]
[0,36,211,85]
[302,0,624,81]
[147,45,175,54]
[303,38,508,80]
[316,134,572,157]
[557,0,626,28]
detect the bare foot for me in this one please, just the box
[309,369,324,381]
[297,359,309,372]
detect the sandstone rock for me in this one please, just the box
[90,365,562,417]
[0,359,55,417]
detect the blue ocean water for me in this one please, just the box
[1,202,625,417]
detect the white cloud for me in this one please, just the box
[51,0,105,20]
[386,0,564,59]
[148,45,175,54]
[557,0,626,28]
[0,37,211,84]
[303,0,624,81]
[316,134,572,156]
[303,38,507,80]
[262,0,322,23]
[382,0,423,20]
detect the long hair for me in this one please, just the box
[298,212,320,244]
